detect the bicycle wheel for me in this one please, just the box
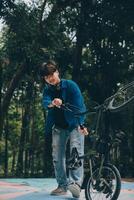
[85,163,121,200]
[108,81,134,113]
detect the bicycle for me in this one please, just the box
[60,80,134,200]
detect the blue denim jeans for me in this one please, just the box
[52,126,84,190]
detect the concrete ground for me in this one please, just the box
[0,178,134,200]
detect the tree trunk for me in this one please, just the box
[16,80,32,176]
[0,63,27,138]
[132,107,134,176]
[16,107,26,176]
[0,60,3,139]
[30,113,36,176]
[0,60,3,115]
[11,149,16,175]
[72,1,87,84]
[4,117,9,177]
[24,81,33,176]
[29,86,37,176]
[43,134,53,177]
[72,29,83,83]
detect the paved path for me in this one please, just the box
[0,178,134,200]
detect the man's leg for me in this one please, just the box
[68,128,84,197]
[51,127,69,194]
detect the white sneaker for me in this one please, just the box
[68,183,81,198]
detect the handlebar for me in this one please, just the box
[60,103,102,116]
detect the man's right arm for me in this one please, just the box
[42,87,53,109]
[43,88,62,109]
[42,87,62,108]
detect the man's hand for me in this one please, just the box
[52,98,62,107]
[78,125,89,135]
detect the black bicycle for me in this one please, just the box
[61,80,134,200]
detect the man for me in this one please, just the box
[40,60,88,198]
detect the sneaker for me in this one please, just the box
[68,183,81,198]
[50,186,67,196]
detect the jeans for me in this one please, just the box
[52,126,84,190]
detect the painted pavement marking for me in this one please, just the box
[0,179,134,200]
[0,181,39,200]
[121,189,134,194]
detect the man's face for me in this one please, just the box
[44,70,60,85]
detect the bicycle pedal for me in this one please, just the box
[106,191,112,198]
[103,184,113,196]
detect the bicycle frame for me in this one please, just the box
[88,154,106,184]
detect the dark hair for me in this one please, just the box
[40,60,58,77]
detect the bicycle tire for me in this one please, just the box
[108,81,134,113]
[85,163,121,200]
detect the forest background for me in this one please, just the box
[0,0,134,178]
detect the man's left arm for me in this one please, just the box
[68,80,89,135]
